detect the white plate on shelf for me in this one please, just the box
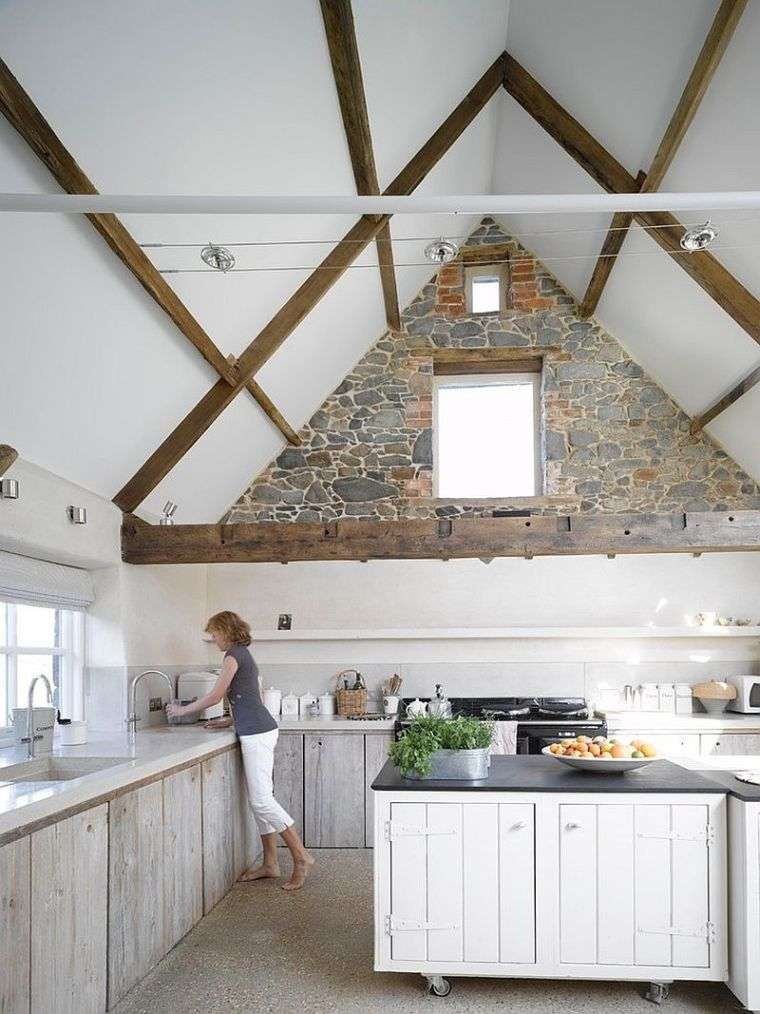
[541,745,659,773]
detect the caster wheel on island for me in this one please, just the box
[425,975,452,997]
[645,982,671,1005]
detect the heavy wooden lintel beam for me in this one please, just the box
[114,54,507,513]
[121,510,760,564]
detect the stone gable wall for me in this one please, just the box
[226,219,760,523]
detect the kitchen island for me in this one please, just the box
[372,756,728,1003]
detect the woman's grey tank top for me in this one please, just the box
[225,644,278,736]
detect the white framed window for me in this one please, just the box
[433,372,542,498]
[465,262,510,314]
[0,601,85,732]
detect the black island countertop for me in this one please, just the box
[372,755,730,795]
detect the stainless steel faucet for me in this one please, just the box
[24,674,55,759]
[127,670,175,741]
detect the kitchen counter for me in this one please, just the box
[601,710,760,732]
[372,754,724,794]
[0,725,238,844]
[278,715,395,731]
[674,752,760,802]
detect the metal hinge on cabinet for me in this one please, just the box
[638,922,717,944]
[384,820,458,842]
[636,823,715,846]
[385,915,459,935]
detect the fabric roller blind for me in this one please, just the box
[0,550,94,611]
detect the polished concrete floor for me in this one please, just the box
[113,850,741,1014]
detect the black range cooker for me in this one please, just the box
[394,696,606,754]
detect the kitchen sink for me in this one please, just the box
[0,756,130,786]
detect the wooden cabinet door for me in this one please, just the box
[0,836,30,1014]
[387,801,536,965]
[108,781,165,1007]
[559,802,713,970]
[365,733,393,846]
[202,751,236,912]
[304,732,365,847]
[701,733,760,755]
[274,732,304,841]
[31,805,108,1014]
[163,765,203,951]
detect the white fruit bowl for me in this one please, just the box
[541,745,659,774]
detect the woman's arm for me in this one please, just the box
[167,656,237,719]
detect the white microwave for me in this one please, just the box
[728,676,760,713]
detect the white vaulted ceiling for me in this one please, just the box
[1,0,760,521]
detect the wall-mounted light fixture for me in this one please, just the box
[159,500,178,526]
[68,505,87,525]
[0,478,19,499]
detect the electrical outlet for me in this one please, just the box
[149,697,164,712]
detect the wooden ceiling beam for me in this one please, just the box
[580,0,746,317]
[319,0,401,331]
[690,362,760,435]
[0,55,301,448]
[114,54,507,513]
[502,52,760,347]
[121,510,760,564]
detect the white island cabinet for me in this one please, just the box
[373,757,727,1001]
[727,792,760,1013]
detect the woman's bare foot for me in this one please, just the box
[238,863,280,882]
[282,854,315,891]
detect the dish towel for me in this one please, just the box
[490,721,518,756]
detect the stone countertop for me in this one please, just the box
[278,716,396,732]
[601,710,760,732]
[0,726,238,844]
[371,755,724,794]
[674,754,760,802]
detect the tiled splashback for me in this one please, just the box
[85,644,760,728]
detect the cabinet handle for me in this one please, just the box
[566,822,582,831]
[511,821,528,831]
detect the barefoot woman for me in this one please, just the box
[167,610,314,891]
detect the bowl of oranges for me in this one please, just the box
[542,736,659,773]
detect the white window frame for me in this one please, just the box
[464,262,510,314]
[433,372,543,498]
[0,602,85,742]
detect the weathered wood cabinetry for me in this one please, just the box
[305,732,366,846]
[0,837,30,1013]
[31,804,109,1014]
[163,765,204,951]
[107,781,165,1007]
[201,750,237,912]
[274,730,305,839]
[701,733,760,755]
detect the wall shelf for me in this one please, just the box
[247,626,760,642]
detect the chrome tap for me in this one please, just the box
[127,670,175,742]
[24,674,55,759]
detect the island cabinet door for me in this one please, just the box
[202,751,236,912]
[559,802,714,970]
[387,801,535,965]
[31,804,108,1014]
[108,781,165,1008]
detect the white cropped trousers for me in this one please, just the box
[239,728,294,836]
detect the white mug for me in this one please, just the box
[383,695,400,715]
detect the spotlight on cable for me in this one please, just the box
[159,501,178,526]
[680,220,717,252]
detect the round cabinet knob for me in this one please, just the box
[566,822,582,831]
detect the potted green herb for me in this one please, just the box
[389,715,493,779]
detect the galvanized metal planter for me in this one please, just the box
[406,747,491,780]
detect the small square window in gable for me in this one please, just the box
[464,261,510,315]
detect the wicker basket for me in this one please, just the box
[335,669,368,717]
